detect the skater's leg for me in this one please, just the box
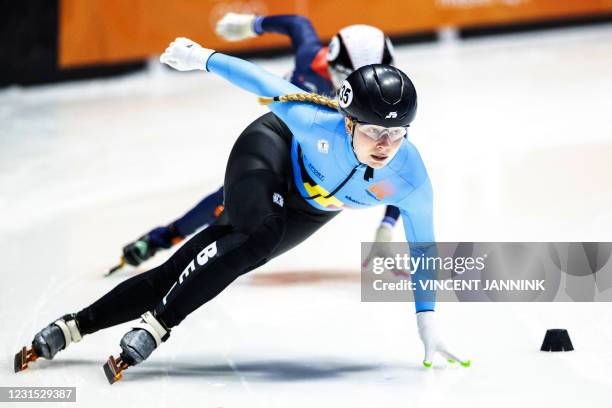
[76,224,233,335]
[154,169,288,327]
[104,200,338,381]
[102,113,293,379]
[15,223,234,371]
[120,187,225,267]
[152,113,296,327]
[105,113,339,381]
[173,186,225,236]
[15,224,236,371]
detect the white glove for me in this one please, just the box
[362,223,406,276]
[160,37,215,71]
[374,222,393,242]
[215,13,257,41]
[416,311,470,368]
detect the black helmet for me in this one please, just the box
[327,24,395,89]
[337,64,417,127]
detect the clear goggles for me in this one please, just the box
[354,122,408,142]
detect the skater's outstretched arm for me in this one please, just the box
[215,13,321,56]
[160,38,322,141]
[396,176,470,369]
[395,176,436,313]
[256,15,322,52]
[206,52,303,99]
[215,13,321,51]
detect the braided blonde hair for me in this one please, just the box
[258,93,339,111]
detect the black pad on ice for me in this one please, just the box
[540,329,574,352]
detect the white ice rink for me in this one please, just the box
[2,24,612,407]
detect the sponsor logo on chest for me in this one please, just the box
[308,162,325,181]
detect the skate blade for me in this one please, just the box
[14,346,38,373]
[105,257,127,277]
[103,355,128,384]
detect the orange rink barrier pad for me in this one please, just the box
[59,0,612,68]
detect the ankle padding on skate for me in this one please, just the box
[54,316,82,347]
[134,312,169,347]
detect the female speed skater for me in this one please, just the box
[14,37,470,384]
[118,13,401,270]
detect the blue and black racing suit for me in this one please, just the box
[142,15,400,253]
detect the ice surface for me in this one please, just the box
[1,24,612,407]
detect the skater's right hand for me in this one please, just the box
[215,13,258,41]
[160,38,215,71]
[416,311,470,368]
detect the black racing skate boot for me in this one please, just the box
[122,224,184,267]
[14,314,82,373]
[103,311,170,384]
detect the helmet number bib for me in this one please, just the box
[338,81,353,108]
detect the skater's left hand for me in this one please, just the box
[160,37,215,71]
[362,224,407,277]
[416,311,470,368]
